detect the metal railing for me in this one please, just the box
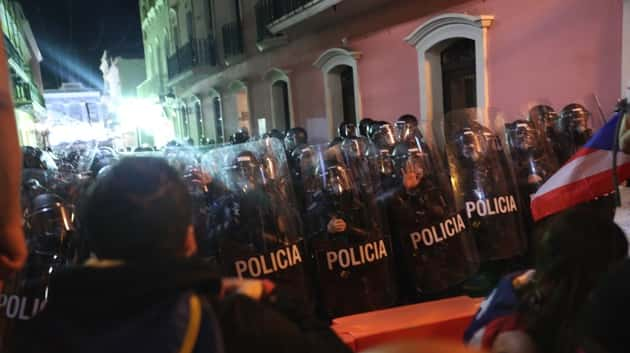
[222,21,244,59]
[167,35,218,80]
[3,34,23,66]
[255,0,314,28]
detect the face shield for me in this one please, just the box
[377,149,395,175]
[395,121,416,142]
[458,130,486,162]
[231,154,261,193]
[375,124,397,148]
[324,166,353,197]
[25,194,74,255]
[261,156,280,185]
[511,123,537,151]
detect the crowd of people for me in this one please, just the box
[0,100,629,353]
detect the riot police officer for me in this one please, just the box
[528,105,559,146]
[505,120,559,250]
[359,118,375,138]
[386,141,478,300]
[367,123,398,193]
[555,103,593,164]
[284,127,308,157]
[231,128,250,145]
[304,156,396,318]
[505,120,558,196]
[0,192,74,351]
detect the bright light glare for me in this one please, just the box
[115,98,175,147]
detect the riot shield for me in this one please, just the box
[555,103,594,164]
[0,176,76,351]
[200,139,311,310]
[385,129,479,299]
[302,143,396,318]
[505,120,560,235]
[366,123,399,195]
[444,109,525,261]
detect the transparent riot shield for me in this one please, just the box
[505,120,560,236]
[302,143,396,318]
[366,123,399,195]
[0,176,76,351]
[384,129,479,299]
[445,109,525,261]
[553,104,594,164]
[200,139,311,310]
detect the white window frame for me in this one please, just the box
[405,13,494,147]
[265,68,295,129]
[313,48,362,139]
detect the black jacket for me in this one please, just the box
[14,259,350,353]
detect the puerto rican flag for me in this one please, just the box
[531,112,630,221]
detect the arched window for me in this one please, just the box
[313,48,362,139]
[405,13,494,148]
[265,68,294,131]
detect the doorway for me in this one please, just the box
[213,96,224,143]
[271,80,291,131]
[328,64,358,134]
[441,38,477,114]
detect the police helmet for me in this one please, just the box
[338,122,357,139]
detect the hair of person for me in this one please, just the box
[82,156,192,261]
[578,258,630,353]
[519,207,628,353]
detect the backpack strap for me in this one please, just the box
[178,294,202,353]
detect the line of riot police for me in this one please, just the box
[3,101,595,341]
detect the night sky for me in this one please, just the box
[19,0,144,90]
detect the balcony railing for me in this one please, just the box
[4,35,24,66]
[222,21,244,61]
[12,78,43,107]
[261,0,343,33]
[167,35,218,81]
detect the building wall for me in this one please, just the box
[159,0,624,144]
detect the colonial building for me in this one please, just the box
[1,0,46,147]
[43,82,109,145]
[138,0,629,147]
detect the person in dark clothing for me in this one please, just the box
[15,157,350,353]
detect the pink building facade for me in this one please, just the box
[161,0,629,147]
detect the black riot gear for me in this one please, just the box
[89,147,118,176]
[22,146,47,170]
[338,121,357,139]
[303,145,396,318]
[25,193,73,256]
[445,109,525,262]
[367,121,387,141]
[386,129,479,299]
[231,128,250,145]
[201,140,312,314]
[228,150,262,193]
[505,120,559,245]
[555,103,593,164]
[284,127,308,155]
[359,118,374,138]
[396,114,421,143]
[528,105,558,143]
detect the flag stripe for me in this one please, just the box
[534,150,630,196]
[531,162,630,221]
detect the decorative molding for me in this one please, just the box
[264,68,291,83]
[227,80,248,94]
[405,13,494,47]
[313,48,362,70]
[406,13,494,150]
[314,47,363,138]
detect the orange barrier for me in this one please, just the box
[331,296,482,352]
